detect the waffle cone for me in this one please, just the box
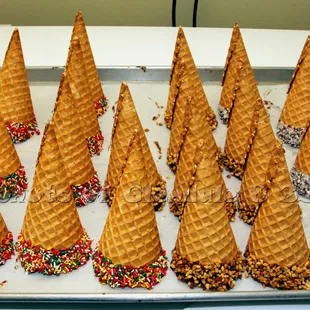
[0,113,21,176]
[22,123,84,249]
[99,130,162,267]
[279,36,310,129]
[224,63,260,171]
[294,123,310,175]
[52,72,95,184]
[0,213,8,243]
[71,11,104,103]
[247,141,309,266]
[239,103,276,217]
[220,23,256,112]
[0,28,36,123]
[165,27,217,130]
[66,36,100,139]
[105,82,165,205]
[176,140,238,265]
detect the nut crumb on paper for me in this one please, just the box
[0,280,7,287]
[154,141,162,160]
[144,128,150,132]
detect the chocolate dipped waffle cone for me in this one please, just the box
[277,36,310,148]
[0,213,14,266]
[66,35,103,156]
[245,140,310,290]
[219,23,258,124]
[71,11,107,116]
[16,123,92,275]
[52,72,101,207]
[170,123,234,221]
[93,130,168,289]
[171,140,243,291]
[221,63,261,179]
[0,28,39,143]
[164,26,217,130]
[291,122,310,198]
[238,101,276,224]
[104,82,166,210]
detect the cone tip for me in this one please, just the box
[233,22,239,28]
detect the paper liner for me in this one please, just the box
[219,23,256,124]
[171,249,243,291]
[165,26,217,131]
[0,29,38,140]
[0,232,14,266]
[99,130,163,268]
[66,36,103,155]
[238,104,276,224]
[278,36,310,147]
[0,165,28,200]
[246,141,310,288]
[222,63,261,178]
[93,247,168,289]
[22,123,84,250]
[6,118,40,143]
[94,95,109,117]
[16,230,92,275]
[71,11,106,115]
[72,171,102,207]
[105,82,166,210]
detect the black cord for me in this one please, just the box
[193,0,199,27]
[172,0,177,27]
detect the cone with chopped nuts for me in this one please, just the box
[71,11,107,116]
[219,23,259,124]
[164,26,217,130]
[277,36,310,148]
[220,62,261,179]
[171,140,242,291]
[0,28,40,143]
[66,35,103,156]
[245,140,310,290]
[291,122,310,198]
[0,213,14,266]
[238,101,276,224]
[170,125,235,221]
[104,82,166,211]
[16,123,92,276]
[93,130,168,289]
[52,72,101,207]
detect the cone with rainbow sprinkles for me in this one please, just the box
[0,213,14,266]
[104,82,166,211]
[277,36,310,148]
[171,139,243,291]
[0,28,40,143]
[71,11,108,116]
[0,112,27,199]
[238,101,276,224]
[245,140,310,290]
[164,26,217,131]
[52,72,101,207]
[219,23,256,124]
[15,123,92,275]
[93,130,168,289]
[291,122,310,198]
[66,35,103,156]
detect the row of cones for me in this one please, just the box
[0,11,107,145]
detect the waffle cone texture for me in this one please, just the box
[105,82,166,210]
[164,27,217,131]
[22,123,84,250]
[0,213,8,244]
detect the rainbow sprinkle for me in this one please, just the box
[86,131,104,157]
[94,96,108,117]
[72,172,102,207]
[15,230,92,276]
[93,248,168,289]
[6,118,40,143]
[0,231,14,265]
[0,166,28,200]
